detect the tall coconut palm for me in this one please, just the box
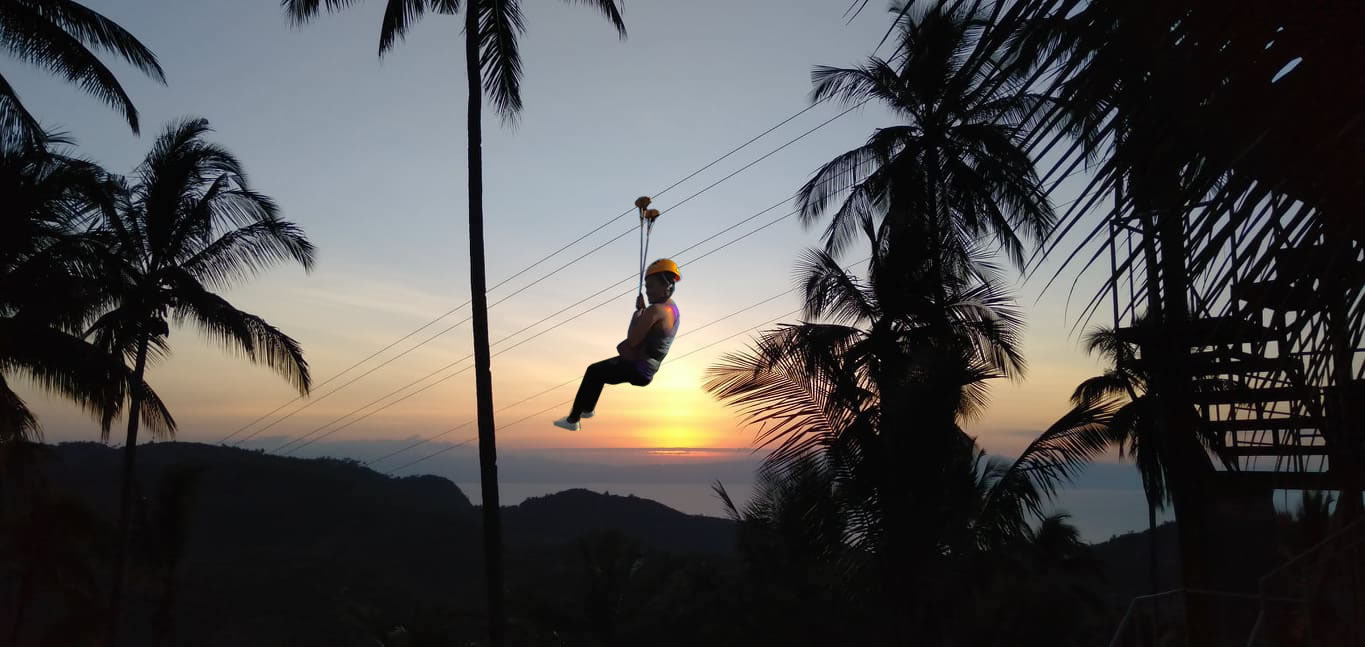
[0,0,166,144]
[1,132,173,443]
[280,2,626,643]
[797,1,1055,279]
[91,117,314,643]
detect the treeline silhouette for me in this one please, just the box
[0,441,1170,645]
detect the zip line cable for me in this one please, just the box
[276,199,827,455]
[218,97,863,446]
[240,224,657,447]
[335,31,1026,474]
[384,305,809,475]
[236,226,643,448]
[241,186,806,449]
[365,258,868,468]
[264,161,1090,454]
[268,192,843,455]
[367,170,1093,466]
[246,161,1090,453]
[229,27,1036,449]
[244,165,865,452]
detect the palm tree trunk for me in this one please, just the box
[1135,201,1162,320]
[107,334,150,647]
[1152,182,1217,645]
[463,3,505,646]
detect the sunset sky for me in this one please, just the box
[12,0,1137,533]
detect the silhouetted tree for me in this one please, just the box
[0,133,173,443]
[279,2,627,643]
[715,457,863,646]
[797,1,1055,283]
[705,237,1113,643]
[1067,324,1230,594]
[90,117,314,644]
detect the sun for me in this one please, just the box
[651,425,704,449]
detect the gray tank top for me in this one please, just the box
[635,301,679,380]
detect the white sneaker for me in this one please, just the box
[580,411,595,419]
[553,417,580,431]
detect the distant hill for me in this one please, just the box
[504,488,735,554]
[21,442,737,646]
[1089,520,1182,605]
[40,442,736,556]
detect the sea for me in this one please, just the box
[457,480,1173,544]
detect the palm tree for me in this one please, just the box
[0,0,166,144]
[279,2,627,643]
[704,236,1113,643]
[1,131,174,443]
[796,2,1055,279]
[1071,325,1163,591]
[1068,324,1228,593]
[91,117,314,643]
[708,327,1113,644]
[714,457,873,647]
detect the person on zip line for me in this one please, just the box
[554,258,681,431]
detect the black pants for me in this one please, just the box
[569,357,650,421]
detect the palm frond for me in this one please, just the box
[0,316,175,440]
[810,59,904,113]
[822,181,882,258]
[0,372,40,442]
[281,0,368,25]
[561,0,625,38]
[988,397,1118,520]
[0,72,41,147]
[0,2,153,132]
[19,0,165,81]
[797,143,882,225]
[1070,372,1130,406]
[797,248,876,325]
[378,0,444,55]
[712,480,742,523]
[704,324,866,473]
[167,273,311,395]
[945,281,1027,380]
[179,216,315,290]
[478,0,526,121]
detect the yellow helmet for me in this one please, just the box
[645,258,681,282]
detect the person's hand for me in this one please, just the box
[635,294,646,311]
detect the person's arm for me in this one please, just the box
[617,305,660,359]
